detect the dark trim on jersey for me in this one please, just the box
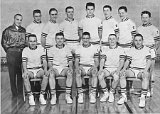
[41,32,48,38]
[49,20,56,23]
[142,23,152,27]
[22,57,28,62]
[29,46,37,50]
[154,36,160,41]
[82,43,91,48]
[56,44,65,49]
[121,17,129,22]
[27,66,42,69]
[105,16,113,20]
[65,18,74,22]
[86,14,95,18]
[33,20,42,24]
[135,45,144,50]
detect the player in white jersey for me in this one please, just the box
[47,32,73,104]
[119,34,151,108]
[26,9,44,45]
[118,6,136,51]
[59,6,80,52]
[79,2,102,44]
[137,11,160,96]
[75,32,99,103]
[101,5,119,45]
[22,34,48,106]
[98,34,125,102]
[41,8,59,48]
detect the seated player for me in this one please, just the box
[22,34,48,106]
[47,32,73,104]
[119,34,151,108]
[75,32,99,103]
[98,34,125,102]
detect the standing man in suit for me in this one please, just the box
[1,14,26,97]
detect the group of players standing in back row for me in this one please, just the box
[1,2,160,108]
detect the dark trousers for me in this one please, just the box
[7,50,23,96]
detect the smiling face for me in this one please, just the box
[14,15,23,27]
[86,6,95,16]
[33,12,41,23]
[28,36,37,49]
[82,34,90,46]
[134,35,143,49]
[103,7,111,18]
[108,35,118,47]
[141,13,150,25]
[66,8,74,19]
[118,9,127,20]
[50,10,58,22]
[55,35,64,46]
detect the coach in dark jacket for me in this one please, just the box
[1,14,26,97]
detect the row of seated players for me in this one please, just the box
[22,32,152,108]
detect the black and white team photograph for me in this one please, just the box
[1,0,160,114]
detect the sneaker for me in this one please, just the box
[139,96,146,108]
[146,91,151,97]
[108,92,114,103]
[78,93,83,103]
[117,95,127,105]
[39,94,46,105]
[90,92,96,103]
[66,94,73,104]
[29,95,35,106]
[100,91,109,102]
[50,94,56,105]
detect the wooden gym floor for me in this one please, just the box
[1,60,160,114]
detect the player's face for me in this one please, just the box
[82,35,90,46]
[29,36,37,49]
[141,14,150,25]
[118,9,127,20]
[134,36,143,48]
[86,6,95,16]
[108,35,118,47]
[66,8,74,19]
[103,8,111,18]
[14,15,23,27]
[33,13,41,23]
[50,10,58,21]
[56,35,64,46]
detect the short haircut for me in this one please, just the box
[49,8,58,14]
[82,32,90,37]
[109,34,117,38]
[55,32,64,37]
[134,33,143,40]
[103,5,112,11]
[118,6,127,12]
[28,34,37,41]
[14,14,22,19]
[33,9,41,15]
[65,6,74,12]
[141,11,151,17]
[86,2,95,9]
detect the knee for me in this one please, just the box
[113,73,119,81]
[91,68,98,77]
[49,71,55,79]
[142,72,149,80]
[66,69,73,79]
[98,72,105,81]
[76,69,81,78]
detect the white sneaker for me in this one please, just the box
[147,91,151,97]
[108,92,114,103]
[100,92,109,102]
[90,92,96,103]
[39,94,46,105]
[117,95,127,105]
[78,93,83,104]
[50,94,56,105]
[139,96,146,108]
[66,94,73,104]
[29,95,35,106]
